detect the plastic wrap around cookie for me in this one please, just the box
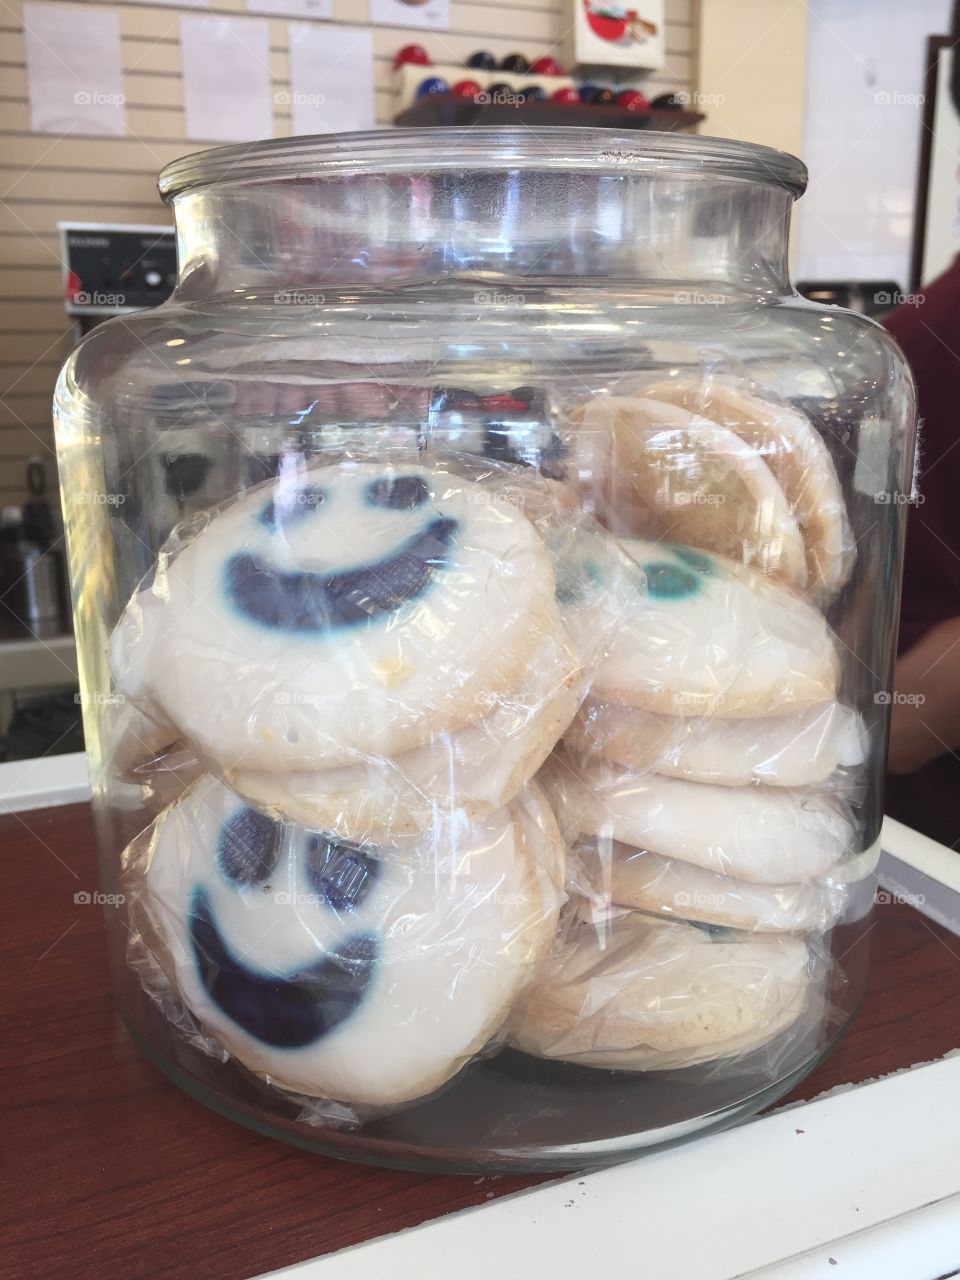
[507,906,829,1072]
[124,773,565,1113]
[108,458,636,837]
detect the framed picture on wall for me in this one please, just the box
[911,35,960,289]
[565,0,665,70]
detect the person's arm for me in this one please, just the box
[887,615,960,773]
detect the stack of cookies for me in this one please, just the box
[508,380,865,1072]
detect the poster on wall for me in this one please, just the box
[287,24,375,134]
[565,0,665,70]
[913,39,960,287]
[23,1,126,136]
[181,15,274,143]
[369,0,450,32]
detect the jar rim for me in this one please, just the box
[157,126,808,201]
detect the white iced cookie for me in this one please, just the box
[543,755,853,883]
[574,843,847,934]
[566,394,808,589]
[576,538,838,718]
[509,912,810,1070]
[567,699,866,787]
[227,627,582,837]
[139,775,565,1107]
[110,462,560,772]
[642,376,854,598]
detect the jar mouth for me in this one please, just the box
[158,126,808,202]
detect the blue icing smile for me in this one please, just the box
[218,807,280,885]
[189,888,378,1048]
[258,485,326,531]
[304,836,380,912]
[225,515,458,631]
[366,474,429,510]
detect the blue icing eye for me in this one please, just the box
[304,836,380,912]
[668,545,716,576]
[225,516,458,632]
[189,889,377,1048]
[218,807,280,884]
[643,561,701,600]
[555,557,603,606]
[367,474,429,510]
[259,485,325,531]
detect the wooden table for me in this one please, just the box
[3,801,959,1280]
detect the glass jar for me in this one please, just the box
[54,128,916,1173]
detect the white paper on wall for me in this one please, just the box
[795,0,952,286]
[369,0,450,32]
[24,1,126,137]
[181,14,274,143]
[246,0,331,18]
[286,24,375,136]
[126,0,208,8]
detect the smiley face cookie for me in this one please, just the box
[508,911,811,1070]
[137,775,565,1106]
[226,625,582,838]
[110,462,561,773]
[567,699,866,787]
[566,394,808,589]
[573,538,838,718]
[543,754,853,883]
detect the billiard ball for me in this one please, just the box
[500,53,530,73]
[466,50,496,70]
[452,79,483,98]
[552,86,580,104]
[578,82,599,101]
[650,92,685,109]
[529,56,562,76]
[394,43,430,69]
[415,77,449,99]
[586,87,616,106]
[617,89,650,111]
[522,85,547,102]
[487,82,515,100]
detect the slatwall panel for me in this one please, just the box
[0,0,697,504]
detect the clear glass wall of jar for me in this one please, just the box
[54,129,916,1172]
